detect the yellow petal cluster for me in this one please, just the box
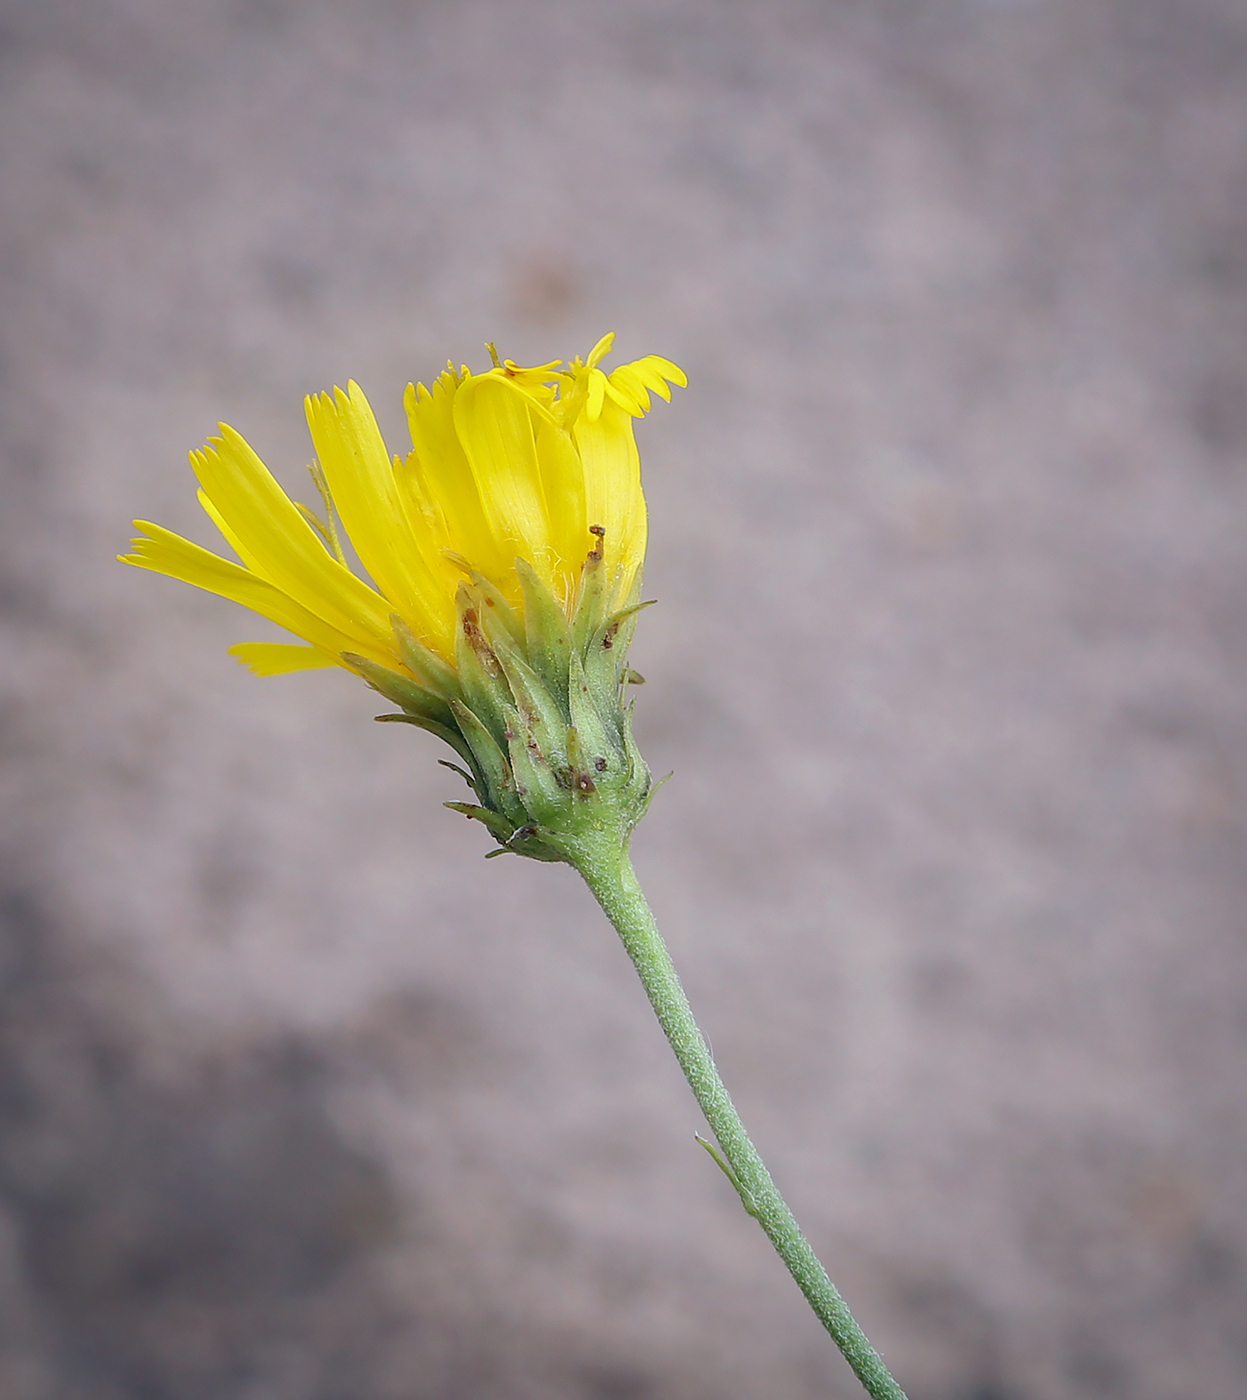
[121,334,684,679]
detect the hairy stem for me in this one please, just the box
[572,846,907,1400]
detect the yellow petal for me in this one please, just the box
[604,356,688,416]
[585,332,615,369]
[603,365,650,416]
[402,371,507,588]
[121,522,396,669]
[499,359,566,405]
[570,403,647,606]
[586,367,608,421]
[197,487,267,575]
[304,382,450,632]
[229,642,340,675]
[451,374,554,586]
[126,336,681,685]
[630,354,687,398]
[532,413,588,600]
[191,426,395,645]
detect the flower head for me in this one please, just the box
[121,334,685,863]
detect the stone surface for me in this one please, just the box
[1,0,1246,1396]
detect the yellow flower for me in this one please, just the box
[121,333,684,681]
[122,334,684,863]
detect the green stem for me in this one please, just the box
[573,846,907,1400]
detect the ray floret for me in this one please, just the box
[120,336,685,861]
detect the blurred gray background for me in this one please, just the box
[2,1,1246,1396]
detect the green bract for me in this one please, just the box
[353,538,655,864]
